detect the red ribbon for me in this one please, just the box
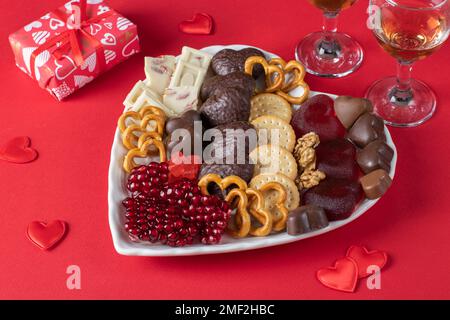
[30,0,115,80]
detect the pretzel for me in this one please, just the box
[122,125,162,150]
[246,188,273,237]
[225,189,251,238]
[257,182,289,232]
[118,105,166,133]
[198,174,248,196]
[123,138,167,173]
[244,56,284,93]
[140,114,165,135]
[268,59,310,105]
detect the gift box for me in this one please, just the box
[8,0,140,101]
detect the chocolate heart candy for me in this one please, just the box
[165,110,201,134]
[211,48,265,78]
[287,205,329,235]
[347,113,386,148]
[357,140,394,174]
[334,96,373,129]
[360,169,392,200]
[200,71,255,101]
[200,86,251,127]
[165,110,203,157]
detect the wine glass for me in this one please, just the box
[295,0,364,77]
[366,0,450,127]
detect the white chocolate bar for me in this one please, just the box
[144,55,176,95]
[132,88,175,117]
[169,60,207,92]
[180,46,212,68]
[163,86,199,114]
[123,80,149,110]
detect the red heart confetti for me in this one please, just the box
[316,257,359,293]
[27,220,67,250]
[0,136,38,164]
[346,245,388,278]
[179,13,213,35]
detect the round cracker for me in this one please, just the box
[249,173,300,211]
[249,144,298,180]
[250,93,292,122]
[251,115,296,152]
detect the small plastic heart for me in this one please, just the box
[0,136,38,164]
[27,220,67,250]
[316,257,359,292]
[346,245,388,278]
[179,13,213,35]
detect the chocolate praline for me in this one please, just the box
[347,113,386,148]
[357,139,394,174]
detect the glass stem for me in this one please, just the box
[389,60,414,105]
[316,11,341,59]
[323,11,339,33]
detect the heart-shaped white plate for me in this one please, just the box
[108,45,397,256]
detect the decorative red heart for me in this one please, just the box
[179,13,213,35]
[316,257,359,292]
[0,136,38,164]
[27,220,67,250]
[346,245,388,278]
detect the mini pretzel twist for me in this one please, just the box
[225,189,251,238]
[253,57,309,105]
[244,56,285,93]
[246,188,272,237]
[256,182,289,232]
[118,105,165,133]
[198,174,248,196]
[123,138,167,173]
[122,125,162,150]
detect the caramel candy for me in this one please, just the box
[360,169,392,200]
[347,113,386,148]
[357,140,394,174]
[334,96,373,129]
[287,205,329,236]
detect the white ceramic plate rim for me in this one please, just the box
[108,44,397,256]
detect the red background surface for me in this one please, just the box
[0,0,449,300]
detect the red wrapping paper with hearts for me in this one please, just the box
[8,0,140,101]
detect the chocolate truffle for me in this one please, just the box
[360,169,392,200]
[334,96,373,129]
[200,87,251,127]
[200,72,255,101]
[347,113,386,148]
[287,205,329,236]
[211,48,266,78]
[357,140,394,174]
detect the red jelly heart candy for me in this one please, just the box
[346,245,388,278]
[317,257,359,293]
[179,13,213,35]
[27,220,67,250]
[291,94,346,142]
[316,138,361,181]
[303,178,363,221]
[168,154,201,182]
[0,136,38,164]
